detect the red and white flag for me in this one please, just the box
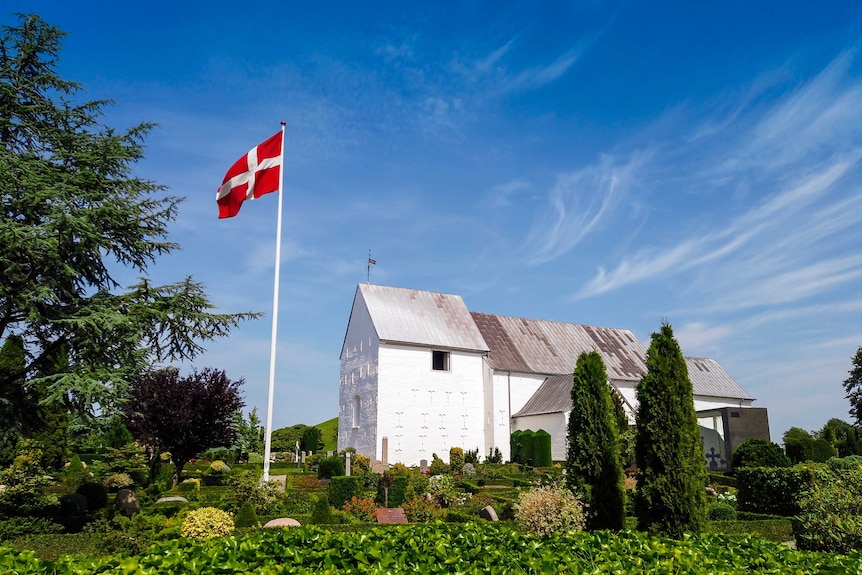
[216,131,283,218]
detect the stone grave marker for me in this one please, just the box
[375,508,408,524]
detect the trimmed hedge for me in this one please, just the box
[317,457,345,480]
[532,430,552,467]
[510,431,523,464]
[735,464,825,516]
[328,476,363,508]
[707,472,737,488]
[375,475,408,508]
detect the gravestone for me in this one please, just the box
[375,508,408,524]
[382,436,389,465]
[115,488,140,517]
[264,517,301,527]
[345,452,351,476]
[155,496,188,504]
[269,475,287,492]
[420,459,428,473]
[371,460,388,475]
[479,505,499,522]
[301,451,306,463]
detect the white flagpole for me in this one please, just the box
[262,121,286,482]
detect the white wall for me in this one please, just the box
[512,412,568,462]
[376,344,487,466]
[337,295,379,460]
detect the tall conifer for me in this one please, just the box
[634,323,707,537]
[566,350,625,530]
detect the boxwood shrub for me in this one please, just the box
[532,430,552,467]
[375,475,408,507]
[317,457,344,480]
[328,476,362,508]
[735,464,824,516]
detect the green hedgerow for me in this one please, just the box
[181,507,234,540]
[516,485,585,536]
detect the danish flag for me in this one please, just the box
[216,131,283,218]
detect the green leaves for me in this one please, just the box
[0,523,852,573]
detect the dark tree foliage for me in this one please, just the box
[565,350,625,530]
[0,15,258,428]
[731,438,791,468]
[125,367,244,486]
[843,347,862,427]
[301,426,324,453]
[819,418,862,457]
[0,335,39,462]
[635,322,708,537]
[271,424,310,452]
[29,344,70,468]
[783,426,837,464]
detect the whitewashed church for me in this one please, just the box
[337,284,757,466]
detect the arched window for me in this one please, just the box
[352,395,361,428]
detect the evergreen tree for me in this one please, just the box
[29,344,71,469]
[634,322,708,537]
[0,15,258,428]
[842,347,862,427]
[301,426,324,453]
[0,335,38,464]
[565,350,625,530]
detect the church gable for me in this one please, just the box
[359,284,488,352]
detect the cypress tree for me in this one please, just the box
[0,335,40,464]
[566,350,625,530]
[634,322,708,537]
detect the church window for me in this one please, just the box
[432,350,450,371]
[352,395,361,428]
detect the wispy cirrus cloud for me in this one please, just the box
[573,50,862,310]
[523,151,648,265]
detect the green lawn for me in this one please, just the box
[316,417,338,452]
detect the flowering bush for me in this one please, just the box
[103,472,134,491]
[209,460,227,474]
[516,485,585,536]
[181,507,234,540]
[343,496,378,522]
[428,474,461,507]
[403,496,439,522]
[352,455,371,475]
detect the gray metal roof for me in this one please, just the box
[686,357,755,401]
[512,374,575,417]
[513,357,754,417]
[358,284,489,352]
[471,312,647,381]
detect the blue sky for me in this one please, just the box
[8,2,862,442]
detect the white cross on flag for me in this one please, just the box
[216,131,283,218]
